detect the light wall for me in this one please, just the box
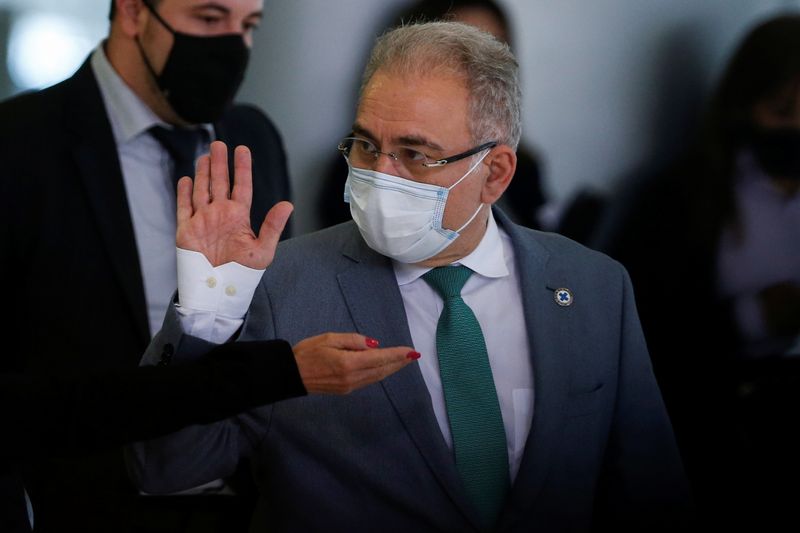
[238,0,800,233]
[2,0,799,234]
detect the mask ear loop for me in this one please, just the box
[454,202,484,233]
[448,148,492,232]
[141,0,178,34]
[135,1,178,93]
[135,38,163,87]
[446,148,492,191]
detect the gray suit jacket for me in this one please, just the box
[128,209,691,532]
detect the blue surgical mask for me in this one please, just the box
[344,152,488,263]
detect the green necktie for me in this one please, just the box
[422,265,509,528]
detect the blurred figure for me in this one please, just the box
[593,13,800,529]
[0,0,291,531]
[317,0,547,230]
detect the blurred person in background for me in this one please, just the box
[593,13,800,530]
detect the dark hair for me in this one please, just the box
[391,0,511,45]
[687,13,800,242]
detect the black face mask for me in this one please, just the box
[138,0,250,124]
[750,127,800,181]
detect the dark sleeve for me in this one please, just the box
[1,340,305,459]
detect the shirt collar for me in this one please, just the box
[90,44,214,144]
[394,210,509,286]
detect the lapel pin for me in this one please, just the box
[554,288,573,307]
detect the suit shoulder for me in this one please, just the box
[0,83,67,135]
[222,103,282,140]
[275,222,357,259]
[520,227,627,277]
[259,223,360,294]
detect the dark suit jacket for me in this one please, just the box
[0,58,291,532]
[130,210,692,532]
[1,340,305,533]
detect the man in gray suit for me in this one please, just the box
[129,22,691,532]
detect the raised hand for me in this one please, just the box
[176,141,293,269]
[292,333,421,394]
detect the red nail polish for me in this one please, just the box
[406,351,421,360]
[366,337,380,348]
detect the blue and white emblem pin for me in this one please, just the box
[554,288,573,307]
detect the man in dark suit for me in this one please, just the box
[0,0,291,531]
[129,22,692,531]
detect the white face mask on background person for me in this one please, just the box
[344,152,489,263]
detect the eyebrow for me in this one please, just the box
[192,3,263,20]
[193,3,229,14]
[352,123,444,152]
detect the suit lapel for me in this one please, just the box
[66,60,150,344]
[336,232,483,529]
[493,210,576,529]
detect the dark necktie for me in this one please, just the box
[422,265,509,528]
[149,125,208,189]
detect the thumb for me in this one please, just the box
[256,201,293,264]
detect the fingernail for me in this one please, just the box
[366,337,380,348]
[406,351,421,360]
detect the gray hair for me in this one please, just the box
[359,21,521,150]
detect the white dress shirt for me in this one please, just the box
[91,44,219,494]
[175,248,265,343]
[177,213,534,481]
[91,44,213,337]
[394,213,534,481]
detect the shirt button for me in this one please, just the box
[206,277,217,289]
[225,285,237,297]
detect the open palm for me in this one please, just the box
[176,141,292,269]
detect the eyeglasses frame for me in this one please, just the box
[337,136,498,169]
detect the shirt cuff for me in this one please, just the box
[176,248,265,319]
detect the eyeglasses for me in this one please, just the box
[337,136,497,174]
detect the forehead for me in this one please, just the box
[356,69,471,148]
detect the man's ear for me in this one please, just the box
[114,0,147,37]
[481,145,516,204]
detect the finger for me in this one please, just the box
[318,332,382,351]
[323,345,418,377]
[230,145,253,211]
[176,176,194,224]
[353,346,419,370]
[209,141,231,201]
[255,201,293,265]
[193,154,211,207]
[349,356,416,390]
